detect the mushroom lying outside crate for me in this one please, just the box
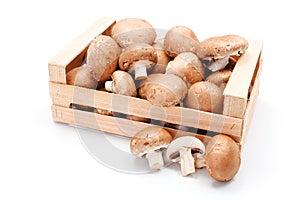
[48,17,263,179]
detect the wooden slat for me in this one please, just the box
[51,105,212,145]
[49,82,243,138]
[240,59,263,146]
[223,40,263,118]
[48,17,116,83]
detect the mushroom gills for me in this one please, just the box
[206,56,229,72]
[166,136,205,176]
[130,127,173,170]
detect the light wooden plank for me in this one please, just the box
[223,40,263,118]
[241,59,263,146]
[49,82,243,138]
[51,105,212,144]
[48,17,116,83]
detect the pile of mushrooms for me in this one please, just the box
[65,18,249,181]
[67,17,249,113]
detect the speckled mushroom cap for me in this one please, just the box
[199,35,248,59]
[164,26,207,58]
[119,43,157,72]
[107,70,137,97]
[139,74,188,107]
[111,18,156,48]
[205,134,241,182]
[185,81,223,112]
[130,127,172,157]
[87,35,121,82]
[205,69,232,86]
[66,64,98,89]
[166,52,204,86]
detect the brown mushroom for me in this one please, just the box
[185,81,223,113]
[130,127,172,170]
[200,35,248,72]
[104,70,137,97]
[126,115,150,123]
[66,64,98,89]
[205,69,232,88]
[205,134,241,182]
[111,18,156,48]
[139,74,188,107]
[166,52,205,87]
[205,69,232,113]
[119,43,157,80]
[66,65,98,112]
[164,26,207,58]
[87,35,121,82]
[151,41,171,74]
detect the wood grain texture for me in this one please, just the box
[51,105,212,145]
[241,58,263,146]
[48,17,116,83]
[49,82,243,138]
[223,40,263,118]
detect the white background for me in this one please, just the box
[1,0,299,199]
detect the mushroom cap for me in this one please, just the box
[205,69,232,86]
[111,18,156,48]
[166,52,204,86]
[205,134,241,182]
[110,70,137,97]
[126,115,150,123]
[139,74,188,107]
[164,26,207,58]
[130,127,172,157]
[119,43,157,71]
[151,41,170,74]
[166,136,205,162]
[199,35,248,59]
[66,65,98,89]
[185,81,223,112]
[87,35,121,82]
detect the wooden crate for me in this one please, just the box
[48,17,263,146]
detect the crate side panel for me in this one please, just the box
[51,105,212,144]
[49,82,243,138]
[241,59,263,146]
[223,40,263,118]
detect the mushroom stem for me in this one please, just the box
[193,153,206,169]
[104,81,114,92]
[207,56,229,72]
[132,60,150,80]
[179,148,195,176]
[145,150,164,170]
